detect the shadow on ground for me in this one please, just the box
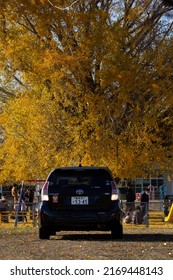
[52,232,173,242]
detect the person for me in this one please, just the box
[140,188,149,216]
[20,198,27,222]
[29,189,34,204]
[132,206,143,224]
[11,184,18,210]
[163,196,170,216]
[24,189,30,211]
[125,188,136,212]
[123,210,133,224]
[0,194,8,222]
[28,189,34,219]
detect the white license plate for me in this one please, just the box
[71,196,88,205]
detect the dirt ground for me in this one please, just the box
[0,226,173,260]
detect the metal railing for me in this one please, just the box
[121,200,165,212]
[121,200,173,227]
[0,201,172,228]
[0,202,39,227]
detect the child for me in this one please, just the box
[132,206,143,224]
[21,198,27,222]
[123,211,132,224]
[163,196,169,216]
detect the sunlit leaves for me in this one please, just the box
[0,1,173,183]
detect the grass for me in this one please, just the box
[0,211,37,230]
[123,223,173,229]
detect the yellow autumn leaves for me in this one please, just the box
[0,1,173,184]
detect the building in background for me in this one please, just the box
[119,174,173,201]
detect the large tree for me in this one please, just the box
[0,0,173,183]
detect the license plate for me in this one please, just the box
[71,196,88,205]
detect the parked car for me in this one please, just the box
[38,166,123,239]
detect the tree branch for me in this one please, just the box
[48,0,79,10]
[0,87,15,97]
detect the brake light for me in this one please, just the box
[111,181,119,201]
[41,181,49,201]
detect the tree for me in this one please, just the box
[163,0,173,7]
[0,0,173,183]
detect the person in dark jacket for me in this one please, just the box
[125,188,136,212]
[0,194,8,222]
[163,196,169,216]
[140,188,149,216]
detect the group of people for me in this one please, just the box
[11,184,34,208]
[11,184,34,222]
[123,188,149,225]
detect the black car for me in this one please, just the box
[38,166,123,239]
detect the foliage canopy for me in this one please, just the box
[0,0,173,183]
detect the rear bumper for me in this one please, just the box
[39,204,121,230]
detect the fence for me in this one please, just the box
[121,200,165,212]
[0,179,45,227]
[0,202,39,227]
[0,201,172,229]
[121,200,173,227]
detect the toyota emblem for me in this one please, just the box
[76,189,84,195]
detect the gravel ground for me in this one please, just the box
[0,226,173,260]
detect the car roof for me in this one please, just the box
[51,166,110,172]
[46,166,114,180]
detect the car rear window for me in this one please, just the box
[48,169,112,190]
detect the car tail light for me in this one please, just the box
[111,181,119,201]
[41,181,49,201]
